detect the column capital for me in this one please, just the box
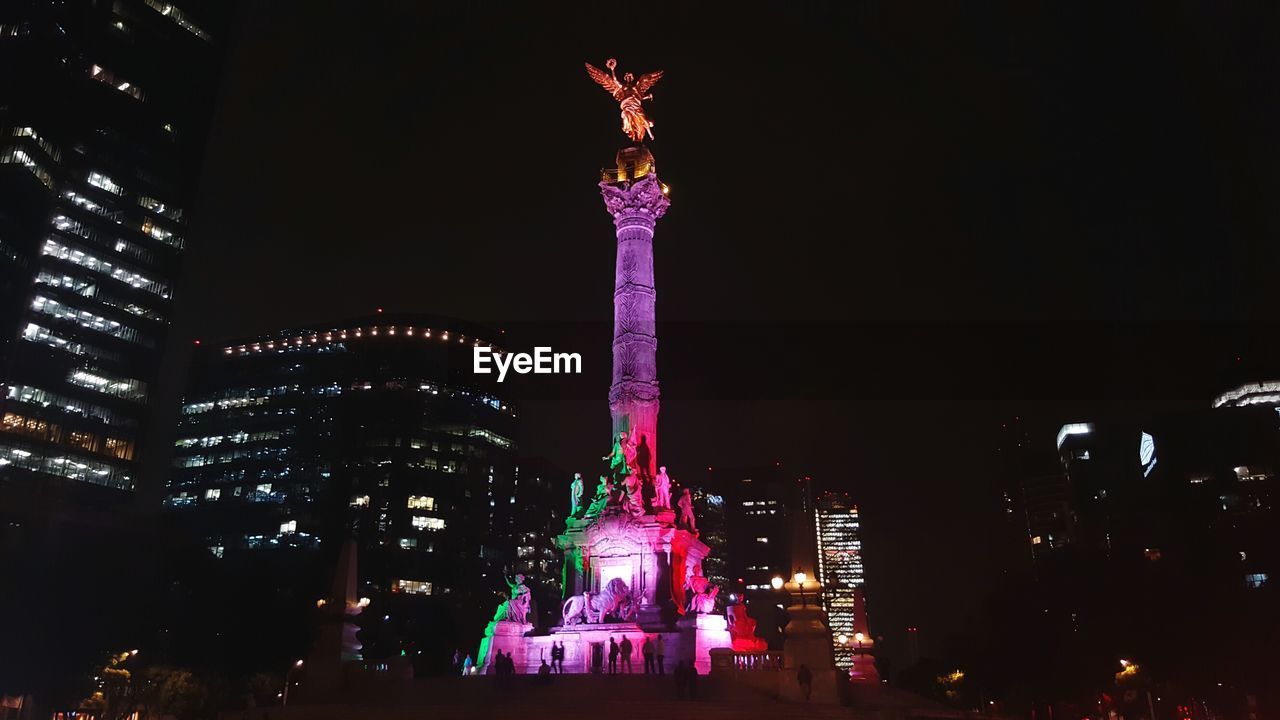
[600,172,670,227]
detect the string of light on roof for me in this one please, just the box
[222,326,504,357]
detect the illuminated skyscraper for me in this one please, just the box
[815,490,866,670]
[164,314,525,668]
[165,314,518,592]
[0,1,227,520]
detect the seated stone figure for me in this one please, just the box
[585,475,610,517]
[686,575,719,614]
[726,604,769,652]
[491,574,532,625]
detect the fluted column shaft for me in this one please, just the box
[600,172,669,476]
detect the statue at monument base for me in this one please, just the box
[726,604,769,653]
[561,577,638,625]
[686,575,720,615]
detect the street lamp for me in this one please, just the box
[838,633,848,645]
[771,576,784,590]
[1117,658,1155,720]
[282,659,303,707]
[786,571,815,607]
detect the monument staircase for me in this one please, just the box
[240,672,961,720]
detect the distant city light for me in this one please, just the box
[1056,422,1094,450]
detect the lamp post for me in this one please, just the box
[282,659,303,707]
[1118,658,1156,720]
[786,571,813,607]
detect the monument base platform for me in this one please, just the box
[479,613,730,675]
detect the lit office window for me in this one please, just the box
[103,437,134,460]
[6,384,135,428]
[86,170,124,195]
[40,238,171,297]
[411,516,445,531]
[33,271,165,321]
[137,195,185,222]
[31,295,151,346]
[407,495,435,510]
[0,146,54,188]
[205,488,221,501]
[143,0,212,41]
[67,367,147,402]
[88,66,145,102]
[62,190,123,222]
[0,442,132,490]
[21,323,123,363]
[140,218,183,249]
[1,412,62,443]
[393,579,432,595]
[11,127,61,161]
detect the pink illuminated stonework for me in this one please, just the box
[472,150,739,675]
[601,169,669,476]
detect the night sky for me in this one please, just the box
[165,2,1280,666]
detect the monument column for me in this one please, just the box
[600,149,670,476]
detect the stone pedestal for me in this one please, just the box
[677,612,733,675]
[476,620,533,674]
[849,651,881,684]
[557,510,709,623]
[305,540,365,699]
[782,602,840,704]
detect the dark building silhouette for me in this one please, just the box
[510,456,567,628]
[164,314,525,669]
[696,464,806,595]
[994,389,1279,699]
[0,0,228,523]
[686,465,816,651]
[1049,406,1276,585]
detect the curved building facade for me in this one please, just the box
[165,313,518,617]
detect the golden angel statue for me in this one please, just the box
[585,58,664,143]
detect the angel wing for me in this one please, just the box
[585,62,622,94]
[634,70,664,96]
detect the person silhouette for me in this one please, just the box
[620,635,634,673]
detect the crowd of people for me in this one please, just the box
[606,634,665,674]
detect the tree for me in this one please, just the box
[135,666,207,720]
[78,651,138,720]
